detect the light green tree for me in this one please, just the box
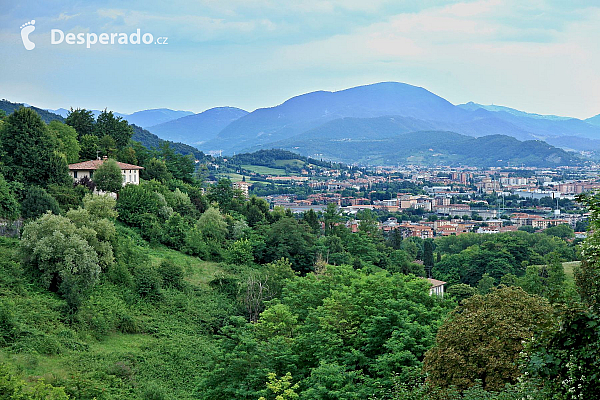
[258,372,299,400]
[20,212,101,310]
[48,121,80,163]
[93,159,123,194]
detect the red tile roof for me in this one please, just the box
[68,159,144,170]
[426,278,446,287]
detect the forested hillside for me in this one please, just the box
[0,107,599,399]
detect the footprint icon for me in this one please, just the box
[20,20,35,50]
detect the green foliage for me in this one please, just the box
[116,184,160,226]
[20,186,60,220]
[48,121,80,163]
[20,213,101,310]
[543,224,574,240]
[143,158,172,183]
[82,193,118,220]
[476,273,495,295]
[157,259,185,290]
[0,108,70,186]
[93,159,123,193]
[200,266,452,398]
[524,307,600,399]
[225,239,254,266]
[78,134,99,161]
[65,108,95,139]
[0,173,19,221]
[423,287,553,391]
[446,283,477,303]
[0,363,69,399]
[94,110,133,150]
[197,207,228,242]
[258,372,299,400]
[261,218,316,274]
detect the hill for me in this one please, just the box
[268,129,582,167]
[1,99,65,123]
[586,113,600,127]
[130,124,206,160]
[147,107,248,146]
[202,82,469,153]
[201,82,600,154]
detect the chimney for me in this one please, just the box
[103,156,108,160]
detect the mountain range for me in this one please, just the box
[5,81,600,167]
[147,107,248,145]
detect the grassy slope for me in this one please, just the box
[241,164,287,175]
[0,235,228,399]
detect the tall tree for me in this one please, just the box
[95,110,133,150]
[423,239,435,278]
[0,107,70,186]
[65,108,95,139]
[48,121,80,163]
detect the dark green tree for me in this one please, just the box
[0,107,70,186]
[143,158,172,183]
[423,239,435,278]
[65,108,95,139]
[0,172,19,221]
[20,186,60,220]
[79,134,99,161]
[94,110,133,150]
[302,209,320,235]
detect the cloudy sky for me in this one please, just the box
[1,0,599,118]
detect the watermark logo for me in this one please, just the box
[20,20,35,50]
[19,20,168,50]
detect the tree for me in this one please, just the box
[48,121,80,163]
[79,134,99,161]
[0,173,19,221]
[262,218,316,274]
[94,110,133,149]
[423,287,553,391]
[20,212,101,310]
[65,108,95,139]
[423,239,434,278]
[302,210,320,235]
[323,203,341,236]
[258,372,299,400]
[543,224,574,240]
[116,184,160,226]
[207,179,235,211]
[20,186,60,220]
[143,158,172,183]
[0,107,70,186]
[446,283,477,302]
[197,207,228,242]
[477,273,495,295]
[93,159,123,194]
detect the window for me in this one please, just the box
[73,171,78,179]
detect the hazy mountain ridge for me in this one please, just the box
[1,100,65,124]
[199,82,600,155]
[147,107,248,146]
[47,107,193,128]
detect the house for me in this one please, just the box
[68,157,144,186]
[427,278,446,297]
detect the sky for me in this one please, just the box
[1,0,600,119]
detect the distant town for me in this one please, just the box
[206,158,594,239]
